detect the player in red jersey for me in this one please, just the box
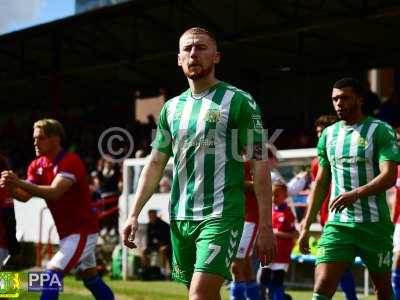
[0,153,19,269]
[0,119,114,300]
[259,180,298,300]
[230,158,260,300]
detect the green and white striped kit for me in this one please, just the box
[153,81,263,221]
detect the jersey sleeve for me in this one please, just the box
[310,157,319,181]
[151,103,173,156]
[26,160,40,184]
[236,94,264,151]
[317,129,330,168]
[57,154,85,183]
[375,123,400,163]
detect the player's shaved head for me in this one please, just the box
[34,118,66,145]
[333,77,367,98]
[179,27,217,48]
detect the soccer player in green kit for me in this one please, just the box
[121,27,276,300]
[299,78,400,300]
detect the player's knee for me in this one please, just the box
[77,267,98,280]
[189,273,223,300]
[230,260,240,277]
[313,272,336,297]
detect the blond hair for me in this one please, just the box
[180,27,217,47]
[272,179,287,191]
[33,119,66,145]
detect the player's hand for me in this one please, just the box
[0,171,18,189]
[121,216,139,249]
[257,226,277,266]
[298,228,310,254]
[329,190,358,213]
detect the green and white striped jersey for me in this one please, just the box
[152,81,264,221]
[318,116,400,224]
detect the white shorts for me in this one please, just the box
[0,247,10,269]
[48,233,98,273]
[236,221,258,259]
[262,263,289,272]
[394,223,400,252]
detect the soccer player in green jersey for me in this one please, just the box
[121,27,276,300]
[299,77,400,300]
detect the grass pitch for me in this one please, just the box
[18,276,377,300]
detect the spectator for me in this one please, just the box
[159,176,171,193]
[96,157,121,198]
[140,209,171,278]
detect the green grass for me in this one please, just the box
[17,276,377,300]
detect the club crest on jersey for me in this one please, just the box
[36,167,43,176]
[358,137,368,148]
[204,109,221,123]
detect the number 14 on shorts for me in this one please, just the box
[377,251,391,268]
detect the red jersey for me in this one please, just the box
[393,165,400,224]
[244,161,258,223]
[27,150,98,239]
[272,202,296,264]
[0,188,13,248]
[311,157,330,226]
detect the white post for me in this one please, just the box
[364,267,369,296]
[121,159,130,280]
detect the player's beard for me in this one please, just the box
[336,102,359,120]
[184,64,214,80]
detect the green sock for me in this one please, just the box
[312,293,330,300]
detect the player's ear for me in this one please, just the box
[214,51,221,64]
[177,53,182,66]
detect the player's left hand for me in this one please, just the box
[329,190,359,213]
[0,171,18,189]
[257,226,277,266]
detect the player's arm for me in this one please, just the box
[10,188,32,203]
[244,180,254,192]
[298,166,330,254]
[391,187,399,222]
[1,170,73,201]
[330,160,397,213]
[251,143,277,264]
[301,166,331,230]
[274,229,299,239]
[122,149,169,248]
